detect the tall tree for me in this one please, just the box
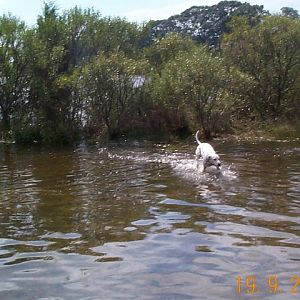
[281,7,299,19]
[222,16,300,119]
[28,2,75,144]
[155,46,247,139]
[78,52,148,138]
[144,32,196,71]
[0,14,29,133]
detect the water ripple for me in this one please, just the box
[0,141,299,299]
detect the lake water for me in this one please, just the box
[0,139,299,299]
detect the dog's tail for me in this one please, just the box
[195,130,201,145]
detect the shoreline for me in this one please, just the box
[1,121,300,148]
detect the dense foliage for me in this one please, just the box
[222,16,300,120]
[0,2,299,144]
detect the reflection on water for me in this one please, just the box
[0,140,299,299]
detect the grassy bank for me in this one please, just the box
[224,120,300,142]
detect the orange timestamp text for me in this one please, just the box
[236,274,300,295]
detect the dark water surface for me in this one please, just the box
[0,139,299,299]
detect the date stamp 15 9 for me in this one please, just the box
[236,275,300,295]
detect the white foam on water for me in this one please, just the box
[112,149,237,185]
[170,157,237,185]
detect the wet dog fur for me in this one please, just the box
[195,130,221,172]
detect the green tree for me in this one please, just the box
[63,7,144,63]
[281,7,299,19]
[144,32,196,71]
[78,52,149,138]
[222,16,300,119]
[27,2,77,144]
[141,34,198,136]
[0,14,29,134]
[155,46,247,139]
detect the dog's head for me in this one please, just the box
[207,154,221,170]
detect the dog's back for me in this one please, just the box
[195,130,215,157]
[198,142,216,158]
[195,130,221,170]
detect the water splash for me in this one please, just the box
[110,148,237,185]
[170,156,237,184]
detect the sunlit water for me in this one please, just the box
[0,139,299,299]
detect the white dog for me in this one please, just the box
[195,130,221,172]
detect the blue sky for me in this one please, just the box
[0,0,300,25]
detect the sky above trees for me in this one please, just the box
[0,0,299,25]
